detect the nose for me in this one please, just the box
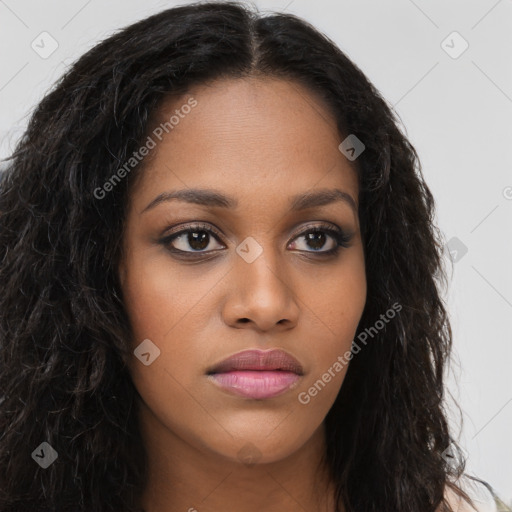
[221,244,300,332]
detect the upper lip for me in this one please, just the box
[207,349,304,375]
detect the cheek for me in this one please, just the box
[304,249,366,339]
[121,254,218,428]
[323,274,366,342]
[121,252,217,344]
[121,251,235,413]
[300,255,366,394]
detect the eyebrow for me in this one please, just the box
[141,187,357,214]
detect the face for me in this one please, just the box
[119,77,366,466]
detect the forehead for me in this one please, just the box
[130,77,358,213]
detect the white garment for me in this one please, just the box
[445,475,499,512]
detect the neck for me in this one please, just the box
[136,398,340,512]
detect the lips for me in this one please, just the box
[206,349,304,400]
[206,349,304,375]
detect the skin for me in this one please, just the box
[119,76,367,512]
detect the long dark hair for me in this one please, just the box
[0,2,473,510]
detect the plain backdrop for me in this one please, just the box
[1,0,511,504]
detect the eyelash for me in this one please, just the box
[158,222,353,260]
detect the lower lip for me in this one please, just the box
[207,370,301,399]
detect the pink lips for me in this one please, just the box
[206,349,303,399]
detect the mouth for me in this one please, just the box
[206,349,304,400]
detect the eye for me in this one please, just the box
[159,221,353,259]
[161,223,225,254]
[288,222,353,256]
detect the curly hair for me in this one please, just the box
[0,2,474,511]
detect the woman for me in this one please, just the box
[0,2,496,511]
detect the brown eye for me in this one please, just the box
[289,223,353,255]
[291,231,336,252]
[163,226,224,253]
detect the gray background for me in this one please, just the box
[1,0,511,504]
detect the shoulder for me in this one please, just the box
[441,476,498,512]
